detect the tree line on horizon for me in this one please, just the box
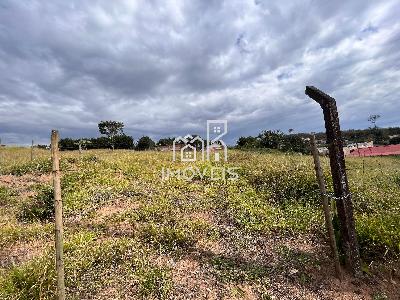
[59,121,155,151]
[58,120,400,153]
[237,115,400,152]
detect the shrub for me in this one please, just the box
[136,265,172,300]
[18,185,54,222]
[139,223,196,251]
[136,136,156,151]
[356,213,400,259]
[0,186,14,206]
[0,250,56,300]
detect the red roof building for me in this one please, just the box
[347,144,400,157]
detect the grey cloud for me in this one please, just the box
[0,0,399,146]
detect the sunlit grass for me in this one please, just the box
[0,147,399,298]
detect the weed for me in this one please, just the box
[139,223,195,251]
[210,255,269,283]
[136,265,172,300]
[17,185,54,222]
[0,186,14,206]
[4,159,52,176]
[0,223,52,249]
[372,291,388,300]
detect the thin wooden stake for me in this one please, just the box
[31,140,34,161]
[310,134,342,280]
[51,130,65,300]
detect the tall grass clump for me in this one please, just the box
[17,185,54,222]
[0,186,14,206]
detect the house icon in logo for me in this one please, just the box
[181,144,196,161]
[172,120,228,162]
[173,134,204,162]
[207,120,227,162]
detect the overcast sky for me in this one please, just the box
[0,0,399,145]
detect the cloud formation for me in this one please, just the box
[0,0,399,145]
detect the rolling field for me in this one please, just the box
[0,148,399,299]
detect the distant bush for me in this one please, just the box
[59,138,77,150]
[136,136,155,151]
[389,136,400,145]
[236,130,310,154]
[236,136,260,149]
[112,135,134,149]
[59,135,134,151]
[156,137,174,146]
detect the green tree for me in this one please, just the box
[236,136,260,148]
[258,130,285,149]
[368,114,381,128]
[59,138,78,151]
[389,136,400,145]
[281,135,310,154]
[157,137,175,146]
[113,135,134,149]
[136,136,155,151]
[98,120,124,150]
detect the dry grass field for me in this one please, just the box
[0,148,399,299]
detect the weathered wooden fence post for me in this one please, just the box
[310,134,342,279]
[305,86,361,276]
[51,130,65,300]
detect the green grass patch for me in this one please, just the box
[210,255,270,283]
[17,185,54,223]
[0,223,52,249]
[2,159,52,176]
[0,186,15,206]
[0,232,173,300]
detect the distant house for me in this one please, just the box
[343,141,373,156]
[346,141,373,150]
[347,144,400,157]
[157,145,172,152]
[318,141,375,156]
